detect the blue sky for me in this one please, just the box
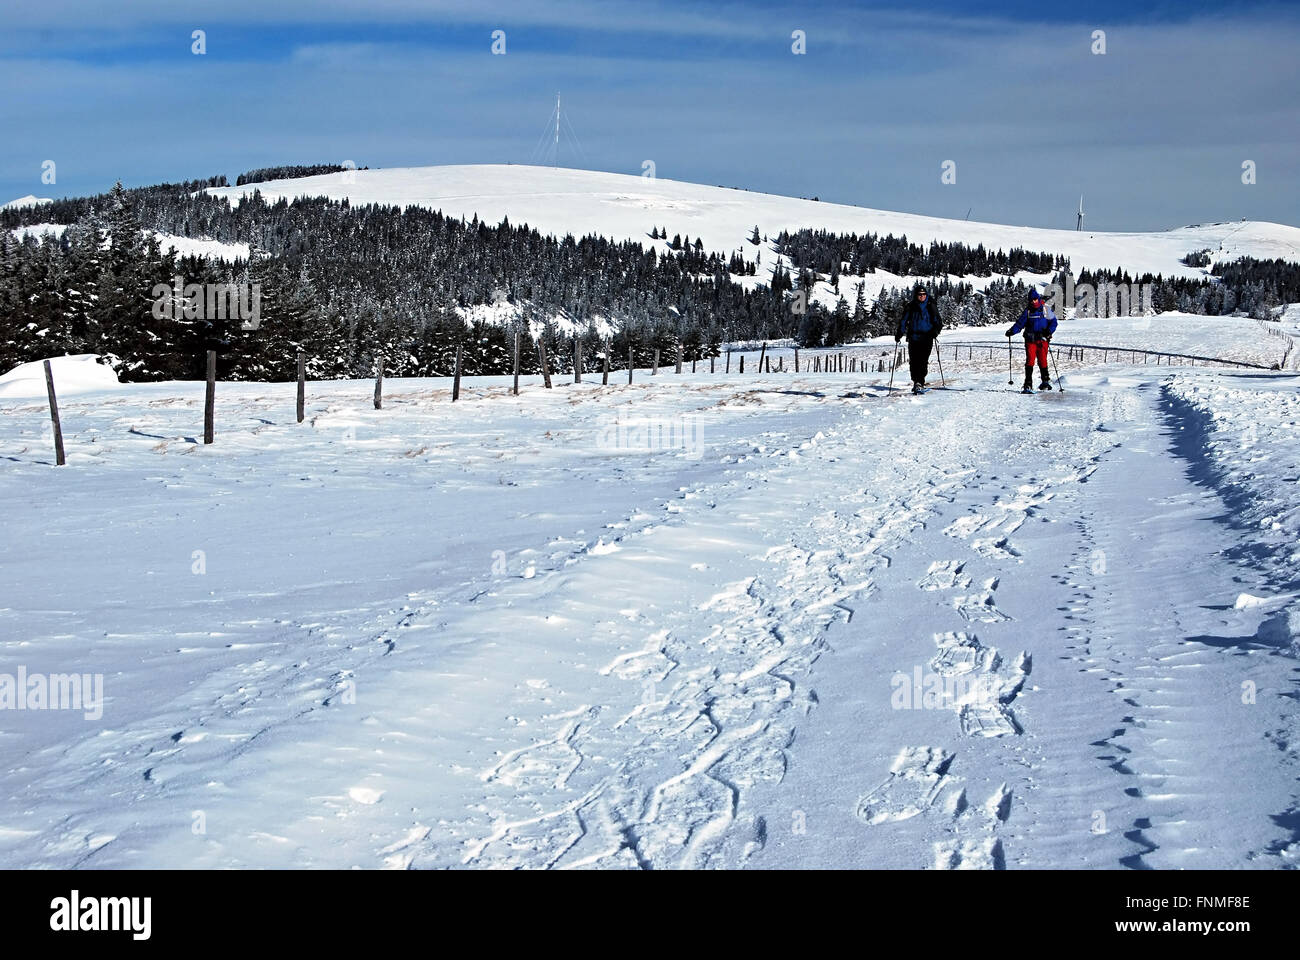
[2,0,1297,231]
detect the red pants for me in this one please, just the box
[1025,340,1049,366]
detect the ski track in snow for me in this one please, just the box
[0,359,1297,869]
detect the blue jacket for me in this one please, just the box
[898,297,942,341]
[1009,305,1058,342]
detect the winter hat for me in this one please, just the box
[914,283,928,296]
[1028,288,1044,304]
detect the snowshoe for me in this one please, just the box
[1021,386,1035,395]
[1038,381,1052,391]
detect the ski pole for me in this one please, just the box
[1050,341,1063,392]
[933,336,945,387]
[888,341,901,394]
[1008,337,1014,385]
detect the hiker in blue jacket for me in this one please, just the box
[896,284,943,393]
[1006,288,1059,391]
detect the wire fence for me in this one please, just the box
[932,341,1275,371]
[720,341,1277,375]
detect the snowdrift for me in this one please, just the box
[0,354,120,399]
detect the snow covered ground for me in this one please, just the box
[1,318,1297,869]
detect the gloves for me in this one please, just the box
[1004,329,1014,338]
[894,335,902,343]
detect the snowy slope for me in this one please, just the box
[2,195,53,209]
[152,235,250,262]
[1,327,1297,869]
[208,164,1300,278]
[9,223,249,262]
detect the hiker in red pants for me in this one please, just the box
[1006,289,1059,392]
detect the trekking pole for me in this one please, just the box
[888,341,901,395]
[1050,342,1064,393]
[1007,337,1014,385]
[933,336,946,387]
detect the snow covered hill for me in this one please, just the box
[2,195,53,210]
[208,164,1300,278]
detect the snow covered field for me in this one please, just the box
[2,325,1298,869]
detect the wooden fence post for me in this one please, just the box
[374,359,383,410]
[652,349,659,375]
[675,344,683,374]
[539,340,552,388]
[296,350,306,423]
[710,355,715,373]
[452,343,464,401]
[42,360,65,466]
[602,349,610,385]
[204,350,216,445]
[794,348,799,373]
[725,350,731,373]
[574,339,583,384]
[512,331,521,396]
[757,342,767,374]
[628,345,634,385]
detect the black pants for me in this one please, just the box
[908,335,934,384]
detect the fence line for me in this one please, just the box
[744,341,1272,373]
[932,340,1273,370]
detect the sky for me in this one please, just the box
[1,0,1297,231]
